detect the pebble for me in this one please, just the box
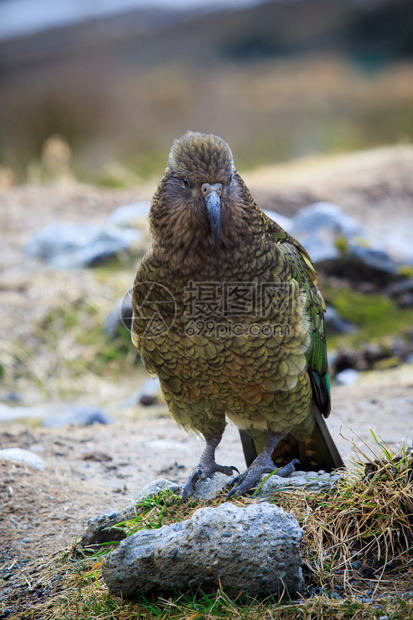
[0,404,46,423]
[0,448,45,471]
[134,377,162,406]
[42,406,113,428]
[108,202,151,227]
[335,368,360,386]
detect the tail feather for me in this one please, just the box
[239,410,344,472]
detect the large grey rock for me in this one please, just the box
[102,502,304,599]
[325,305,358,335]
[291,202,362,264]
[81,479,181,546]
[191,469,341,501]
[256,470,342,496]
[290,202,401,284]
[347,242,400,278]
[191,473,231,501]
[25,222,141,268]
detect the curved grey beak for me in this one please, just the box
[202,183,222,246]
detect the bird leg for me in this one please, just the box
[226,430,299,500]
[182,436,239,500]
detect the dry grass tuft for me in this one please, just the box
[296,436,413,597]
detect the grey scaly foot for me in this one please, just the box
[226,429,297,500]
[182,461,239,500]
[181,435,239,500]
[226,457,299,500]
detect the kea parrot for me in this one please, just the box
[131,131,344,499]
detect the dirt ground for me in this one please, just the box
[1,366,412,577]
[1,146,413,611]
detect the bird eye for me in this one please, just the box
[182,177,190,189]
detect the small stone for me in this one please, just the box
[361,596,372,603]
[335,369,360,386]
[43,406,113,428]
[3,392,21,403]
[362,343,384,364]
[109,202,151,228]
[0,404,46,423]
[135,378,162,407]
[0,448,45,471]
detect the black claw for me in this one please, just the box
[228,473,245,489]
[182,460,239,500]
[226,486,239,500]
[181,486,191,501]
[198,469,207,480]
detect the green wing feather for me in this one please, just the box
[265,217,331,418]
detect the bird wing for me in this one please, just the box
[266,218,331,419]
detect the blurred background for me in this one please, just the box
[1,0,413,472]
[1,0,413,185]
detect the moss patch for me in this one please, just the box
[324,285,413,349]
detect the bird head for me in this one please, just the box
[151,131,238,249]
